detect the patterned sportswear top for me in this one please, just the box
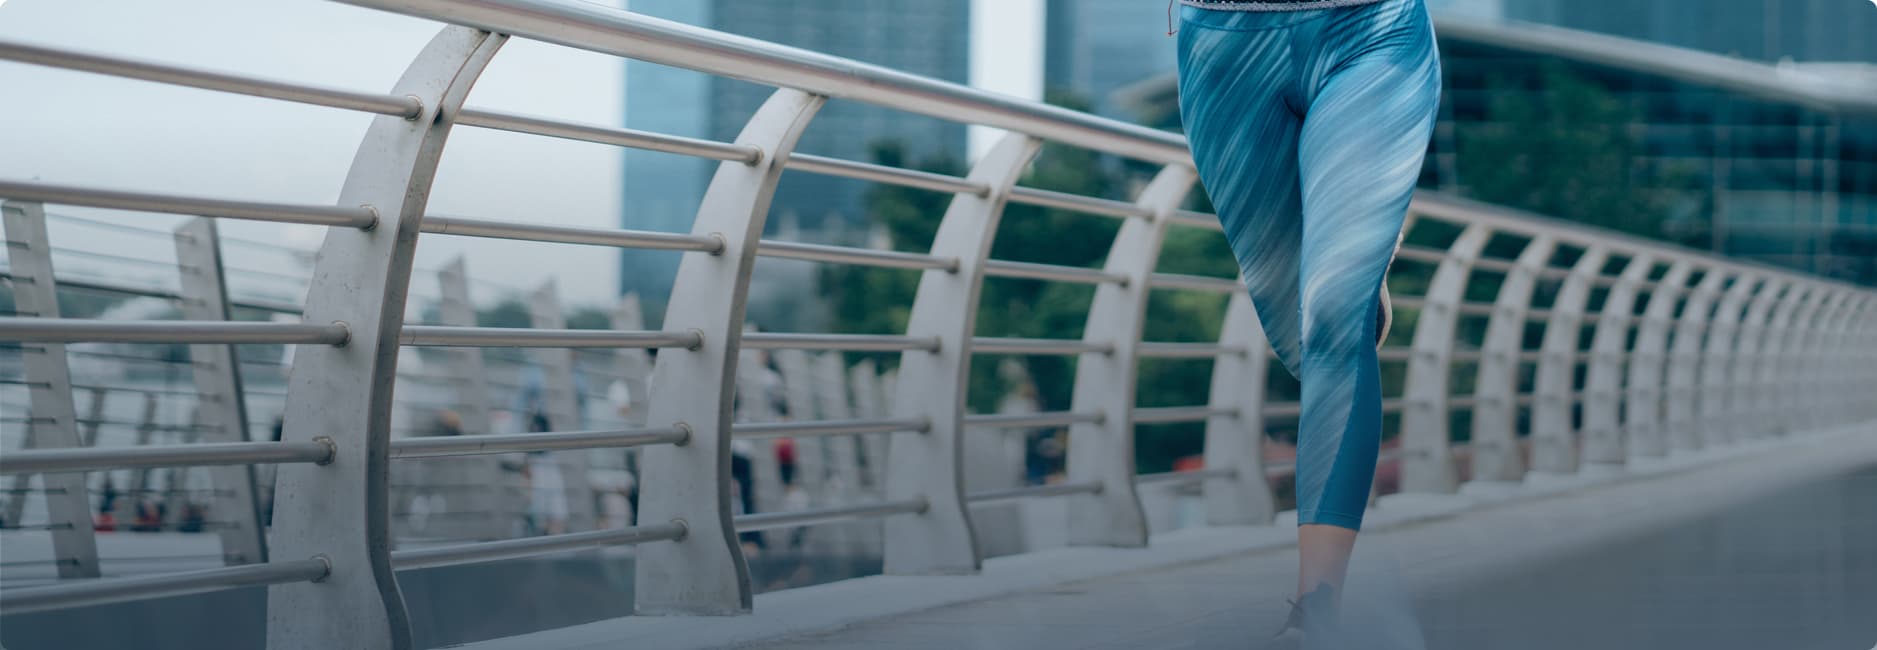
[1180,0,1386,11]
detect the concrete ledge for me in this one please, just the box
[453,422,1877,650]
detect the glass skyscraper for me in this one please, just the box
[1043,0,1176,117]
[1503,0,1877,63]
[621,0,970,304]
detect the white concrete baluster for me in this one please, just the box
[635,88,825,615]
[883,133,1042,574]
[1400,223,1492,493]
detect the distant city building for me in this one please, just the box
[1043,0,1176,117]
[621,0,969,304]
[1116,15,1877,286]
[1503,0,1877,63]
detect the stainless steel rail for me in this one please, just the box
[0,441,335,474]
[0,39,421,117]
[0,318,349,345]
[389,428,689,459]
[390,523,688,570]
[734,499,929,533]
[732,417,930,439]
[0,180,379,228]
[0,558,332,615]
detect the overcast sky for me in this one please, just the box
[0,0,1044,310]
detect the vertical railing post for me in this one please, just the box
[1,200,101,579]
[1625,261,1692,459]
[267,27,505,650]
[1784,289,1838,431]
[528,279,596,532]
[732,337,786,543]
[1801,291,1846,428]
[1665,269,1725,453]
[883,133,1041,574]
[173,217,268,565]
[1729,278,1786,440]
[1750,283,1811,436]
[1699,274,1761,447]
[1533,246,1617,473]
[1202,291,1276,524]
[1470,235,1556,482]
[1574,248,1641,466]
[1836,296,1877,425]
[1064,165,1197,548]
[813,353,875,552]
[1400,223,1492,493]
[634,88,824,615]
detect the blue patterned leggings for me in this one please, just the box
[1175,0,1440,530]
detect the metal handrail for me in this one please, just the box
[1007,186,1152,219]
[964,411,1104,429]
[0,39,421,117]
[0,179,379,228]
[397,325,700,349]
[732,417,929,439]
[390,522,687,570]
[1148,272,1242,293]
[1135,467,1236,486]
[0,318,348,345]
[332,0,1195,165]
[390,427,689,459]
[421,214,723,253]
[971,337,1114,356]
[741,332,940,352]
[0,558,332,615]
[733,499,929,532]
[967,481,1103,504]
[785,153,988,196]
[0,440,334,474]
[758,240,959,272]
[457,107,759,163]
[984,259,1129,286]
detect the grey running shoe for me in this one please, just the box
[1266,584,1339,649]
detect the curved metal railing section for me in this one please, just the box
[0,0,1872,645]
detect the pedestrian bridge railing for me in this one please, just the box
[1,1,1874,648]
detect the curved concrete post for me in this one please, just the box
[1665,269,1725,453]
[1623,260,1690,460]
[1729,278,1787,440]
[1800,289,1849,432]
[1400,224,1492,493]
[1835,295,1877,426]
[1469,235,1555,483]
[1065,165,1199,547]
[884,133,1041,575]
[1203,291,1276,525]
[1530,246,1614,473]
[635,88,825,615]
[1783,289,1839,430]
[1751,283,1811,436]
[2,200,102,579]
[174,218,268,564]
[1699,275,1761,447]
[1584,251,1659,462]
[267,27,504,650]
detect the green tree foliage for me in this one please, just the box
[1456,64,1703,243]
[821,93,1246,472]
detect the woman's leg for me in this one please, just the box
[1174,8,1311,376]
[1291,0,1442,594]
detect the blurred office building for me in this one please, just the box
[620,0,970,303]
[1117,1,1877,286]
